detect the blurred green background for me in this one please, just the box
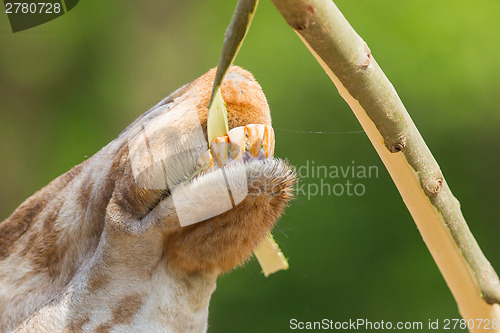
[1,1,500,332]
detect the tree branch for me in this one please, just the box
[270,0,500,326]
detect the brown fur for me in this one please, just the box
[64,316,90,333]
[111,294,145,324]
[90,294,144,333]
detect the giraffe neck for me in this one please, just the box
[0,136,218,332]
[0,140,121,331]
[15,255,217,333]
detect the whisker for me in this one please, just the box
[273,226,289,239]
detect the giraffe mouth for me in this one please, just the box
[168,124,286,228]
[127,118,294,229]
[157,123,295,273]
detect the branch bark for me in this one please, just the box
[270,0,500,328]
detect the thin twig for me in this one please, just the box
[208,0,259,108]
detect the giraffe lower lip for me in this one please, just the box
[171,158,293,227]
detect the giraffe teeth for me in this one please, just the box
[211,136,230,167]
[205,125,275,169]
[262,125,275,158]
[245,124,265,157]
[228,126,245,161]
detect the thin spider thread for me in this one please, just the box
[275,128,364,135]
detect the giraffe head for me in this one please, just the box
[101,66,296,276]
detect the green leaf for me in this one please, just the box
[207,88,229,144]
